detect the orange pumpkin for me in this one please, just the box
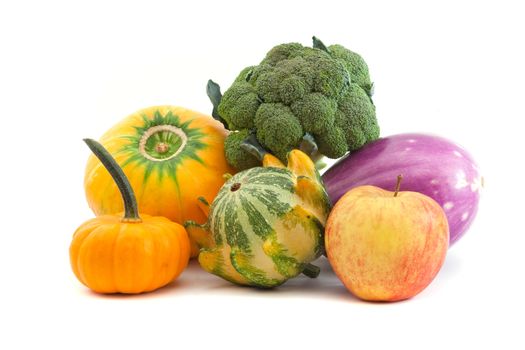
[70,139,190,294]
[84,106,235,256]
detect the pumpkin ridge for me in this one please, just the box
[71,221,102,287]
[108,222,123,293]
[78,223,113,291]
[143,223,163,292]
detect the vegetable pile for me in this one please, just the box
[70,36,483,301]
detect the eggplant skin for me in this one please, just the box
[322,133,482,246]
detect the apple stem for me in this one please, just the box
[394,175,403,197]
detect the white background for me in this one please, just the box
[1,0,524,349]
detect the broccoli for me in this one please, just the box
[207,36,380,170]
[223,129,261,170]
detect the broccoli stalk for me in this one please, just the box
[239,131,268,161]
[207,36,380,170]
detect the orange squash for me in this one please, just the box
[84,106,235,256]
[71,139,190,294]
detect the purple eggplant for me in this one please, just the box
[322,133,482,246]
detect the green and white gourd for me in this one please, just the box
[186,148,331,288]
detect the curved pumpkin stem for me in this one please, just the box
[84,138,141,222]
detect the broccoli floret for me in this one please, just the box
[224,130,260,171]
[208,37,380,170]
[234,66,256,83]
[218,82,260,129]
[291,92,337,134]
[328,44,373,96]
[262,43,305,66]
[254,103,304,160]
[316,126,348,158]
[336,83,379,150]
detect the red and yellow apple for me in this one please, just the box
[325,177,449,301]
